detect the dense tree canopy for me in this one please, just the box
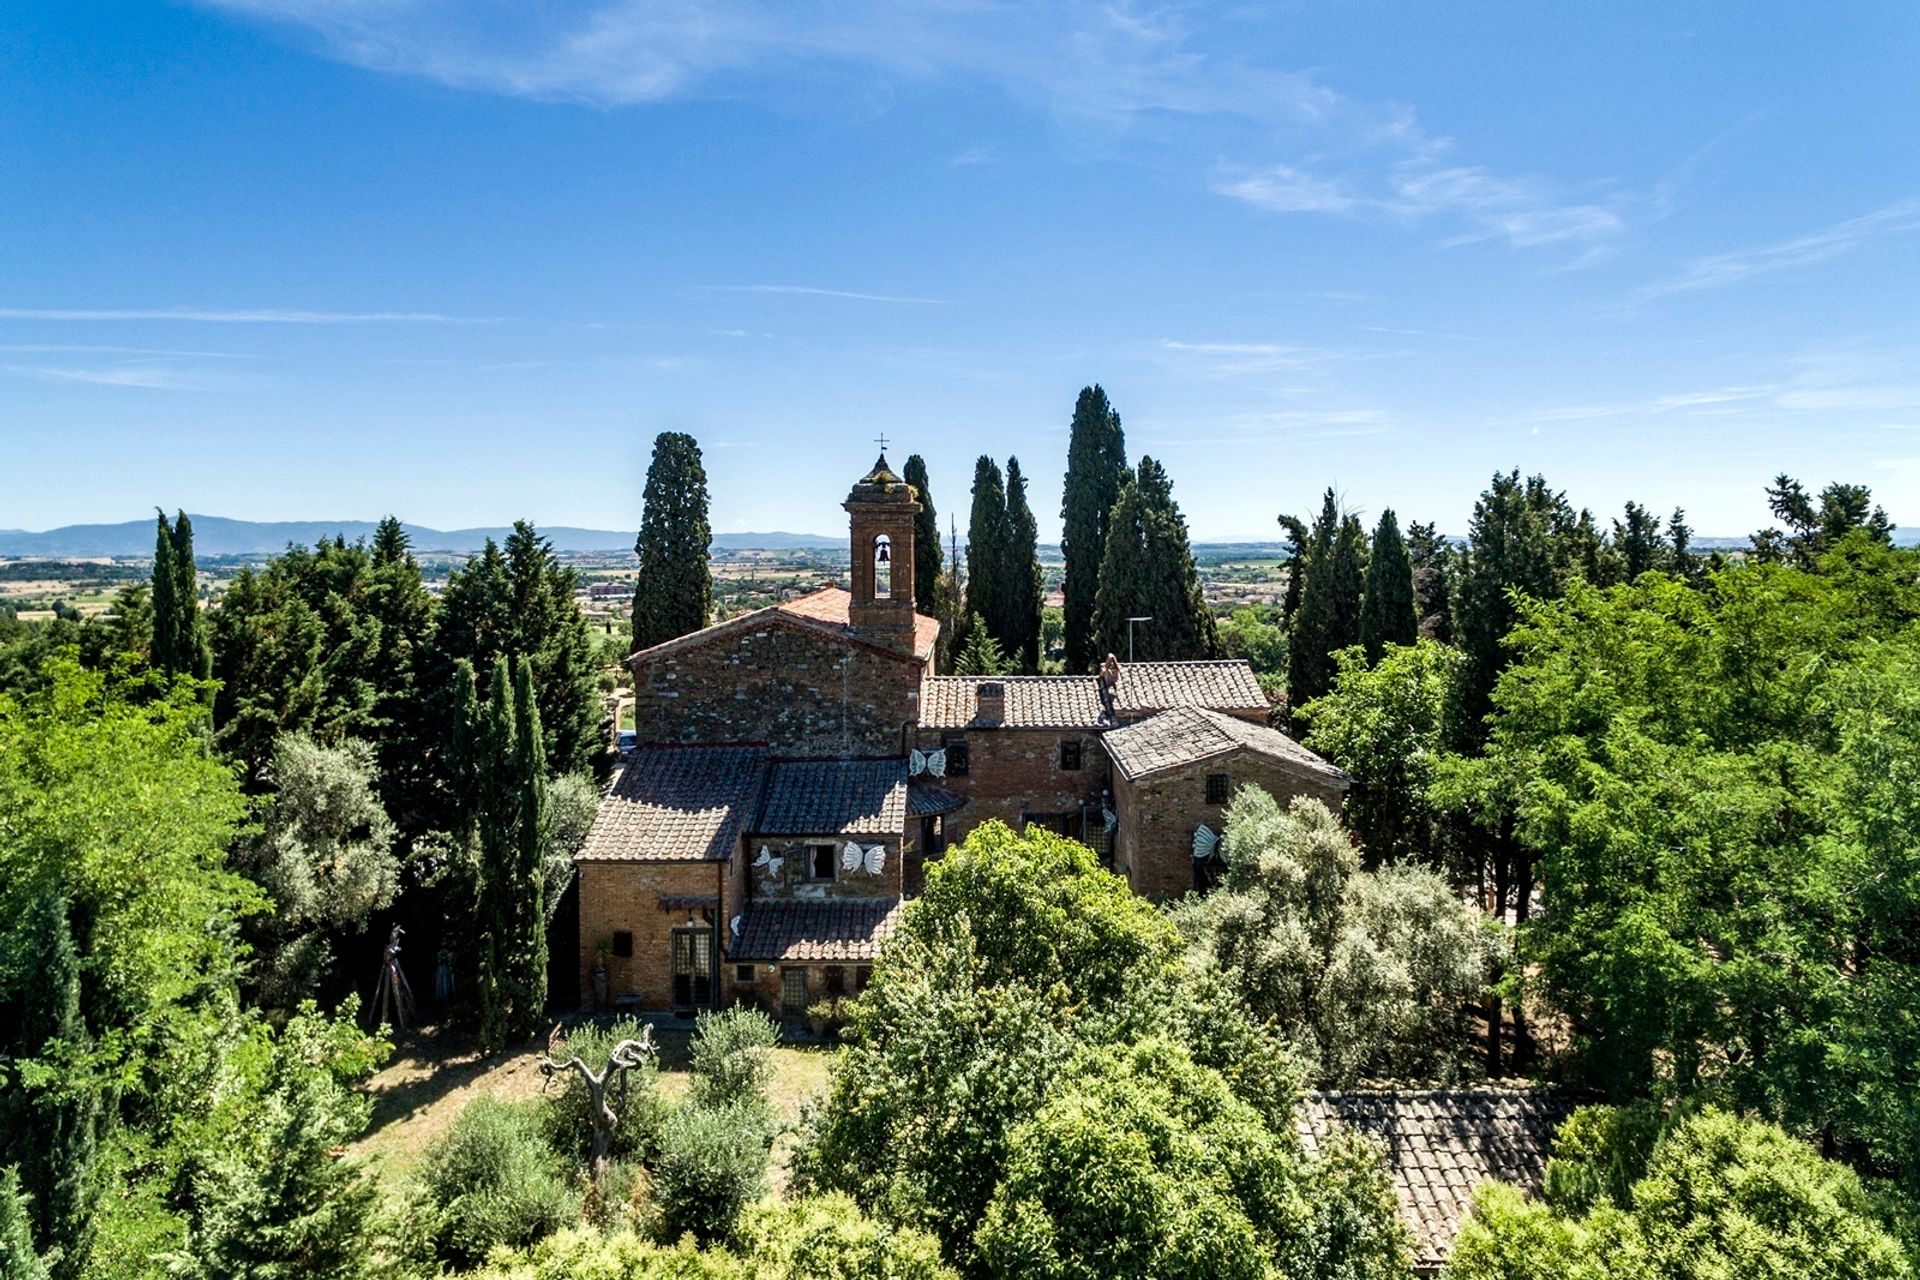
[902,454,944,613]
[1359,509,1416,662]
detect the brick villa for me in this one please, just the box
[574,452,1348,1018]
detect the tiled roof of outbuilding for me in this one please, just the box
[917,659,1270,730]
[576,745,767,862]
[753,759,907,836]
[1103,705,1345,784]
[1113,660,1268,715]
[731,899,905,962]
[906,780,968,817]
[917,675,1109,729]
[1297,1086,1573,1272]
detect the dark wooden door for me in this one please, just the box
[670,927,713,1014]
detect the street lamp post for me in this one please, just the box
[1126,616,1153,662]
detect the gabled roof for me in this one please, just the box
[917,659,1270,731]
[626,586,939,668]
[731,899,905,963]
[1297,1087,1573,1272]
[576,745,767,862]
[907,779,968,817]
[753,759,907,837]
[1103,705,1345,784]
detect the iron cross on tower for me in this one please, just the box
[874,432,889,453]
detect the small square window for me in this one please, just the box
[611,931,633,958]
[945,737,971,776]
[736,965,755,985]
[1059,739,1083,771]
[1205,773,1230,805]
[824,965,846,995]
[810,844,837,881]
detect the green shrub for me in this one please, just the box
[688,1006,779,1109]
[735,1194,955,1279]
[544,1017,669,1167]
[0,1168,50,1280]
[419,1097,579,1268]
[651,1100,772,1245]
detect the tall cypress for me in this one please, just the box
[171,512,211,680]
[1004,457,1043,673]
[8,894,96,1280]
[965,456,1011,654]
[1359,508,1417,662]
[476,660,518,1049]
[1277,514,1310,626]
[1285,490,1342,713]
[1060,385,1128,673]
[150,511,179,675]
[901,455,943,613]
[1091,458,1215,662]
[367,517,436,832]
[508,656,548,1039]
[631,432,713,653]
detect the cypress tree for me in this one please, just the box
[965,456,1011,654]
[1285,490,1342,713]
[901,455,943,612]
[150,511,178,676]
[1091,458,1215,662]
[367,517,436,831]
[9,894,96,1280]
[631,432,713,653]
[475,660,518,1049]
[1060,385,1128,672]
[0,1169,48,1280]
[1277,514,1309,626]
[1004,457,1044,672]
[507,655,548,1039]
[1667,507,1697,579]
[1358,508,1417,662]
[171,512,211,680]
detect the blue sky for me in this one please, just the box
[3,2,1917,542]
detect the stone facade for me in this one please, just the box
[916,727,1111,845]
[745,835,904,900]
[632,617,923,757]
[1114,753,1347,902]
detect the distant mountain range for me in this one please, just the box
[2,516,1913,560]
[0,517,844,558]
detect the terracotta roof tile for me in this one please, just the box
[1113,661,1268,715]
[918,660,1267,731]
[754,759,907,836]
[1103,705,1346,784]
[731,899,904,962]
[1297,1087,1573,1271]
[575,745,766,862]
[627,586,937,667]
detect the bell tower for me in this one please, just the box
[843,446,921,653]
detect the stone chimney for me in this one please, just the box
[975,680,1005,726]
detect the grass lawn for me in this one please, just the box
[351,1019,835,1195]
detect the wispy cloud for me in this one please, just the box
[704,285,947,305]
[1157,339,1366,374]
[0,343,256,358]
[1635,196,1920,299]
[950,145,994,167]
[1215,158,1625,251]
[0,306,496,324]
[5,363,199,389]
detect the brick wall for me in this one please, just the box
[1116,754,1346,903]
[633,621,922,755]
[578,858,729,1010]
[725,958,872,1020]
[744,835,903,901]
[914,727,1112,844]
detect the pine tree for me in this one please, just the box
[1060,385,1128,672]
[1359,509,1416,662]
[1405,519,1453,642]
[1091,458,1216,662]
[631,433,713,653]
[1003,457,1044,672]
[951,612,1010,677]
[1613,501,1666,580]
[1667,507,1697,579]
[901,455,943,613]
[965,456,1012,656]
[1450,471,1567,751]
[8,894,96,1280]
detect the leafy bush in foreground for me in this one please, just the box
[420,1097,579,1268]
